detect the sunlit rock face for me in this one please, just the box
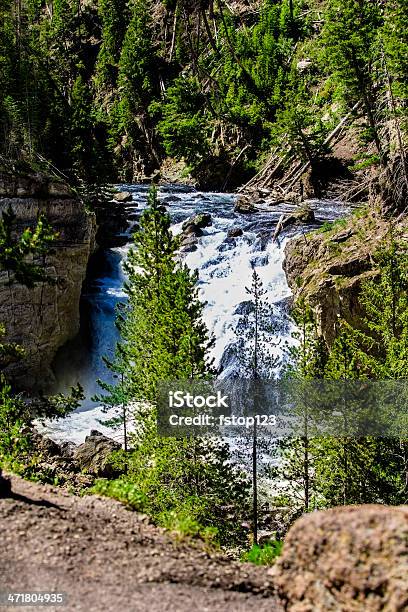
[283,210,408,346]
[0,172,95,391]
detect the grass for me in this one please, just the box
[241,541,283,566]
[90,479,219,546]
[319,218,348,234]
[158,508,219,546]
[91,478,148,510]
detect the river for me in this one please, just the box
[41,185,347,443]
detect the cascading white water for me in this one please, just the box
[40,185,347,443]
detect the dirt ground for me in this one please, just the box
[0,475,281,612]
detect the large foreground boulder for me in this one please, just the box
[271,505,408,611]
[74,430,121,478]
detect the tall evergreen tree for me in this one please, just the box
[97,187,248,544]
[320,0,383,158]
[277,236,408,510]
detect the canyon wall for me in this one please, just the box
[0,172,95,391]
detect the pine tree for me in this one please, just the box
[279,236,408,509]
[0,207,56,287]
[320,0,383,158]
[95,0,128,92]
[270,300,327,513]
[97,187,249,543]
[233,267,280,544]
[112,0,159,174]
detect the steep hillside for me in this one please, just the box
[1,1,406,196]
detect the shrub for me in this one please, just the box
[91,478,148,510]
[241,541,283,566]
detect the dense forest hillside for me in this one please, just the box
[1,0,407,196]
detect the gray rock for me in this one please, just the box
[234,196,258,214]
[182,213,212,231]
[113,191,133,203]
[273,206,315,241]
[48,181,73,198]
[0,171,95,391]
[180,235,198,253]
[59,441,77,459]
[272,504,408,611]
[74,430,121,478]
[183,224,203,238]
[31,431,62,457]
[227,228,243,238]
[162,195,182,204]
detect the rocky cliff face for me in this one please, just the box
[0,173,95,391]
[283,208,408,345]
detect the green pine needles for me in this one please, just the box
[273,232,408,511]
[96,186,250,546]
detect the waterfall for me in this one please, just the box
[40,185,346,443]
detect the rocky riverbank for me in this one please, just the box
[30,429,121,491]
[283,207,408,345]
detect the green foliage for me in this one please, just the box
[157,76,210,169]
[96,186,249,546]
[357,237,408,378]
[157,505,219,546]
[278,235,408,511]
[1,0,406,188]
[319,0,383,154]
[95,0,129,90]
[241,541,283,566]
[0,375,32,469]
[0,207,56,287]
[319,218,348,233]
[91,477,147,510]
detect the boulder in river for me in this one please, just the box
[113,191,133,203]
[161,194,182,204]
[234,195,258,214]
[183,224,203,238]
[271,504,408,611]
[180,235,198,253]
[182,212,212,231]
[227,227,243,238]
[179,213,211,252]
[74,430,121,478]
